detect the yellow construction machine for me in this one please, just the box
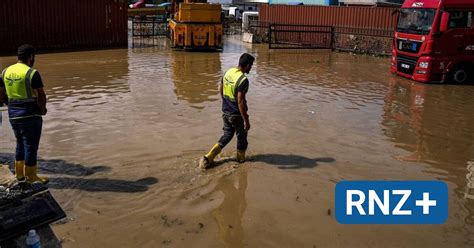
[169,0,223,50]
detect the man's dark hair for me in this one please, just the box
[17,44,35,61]
[239,53,255,67]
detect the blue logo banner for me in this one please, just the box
[335,181,448,224]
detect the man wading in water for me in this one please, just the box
[199,53,255,170]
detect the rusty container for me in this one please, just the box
[0,0,128,54]
[260,4,398,30]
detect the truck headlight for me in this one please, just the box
[419,62,429,69]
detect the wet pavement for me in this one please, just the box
[1,36,474,247]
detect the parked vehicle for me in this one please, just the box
[129,0,170,9]
[129,0,146,8]
[169,0,223,50]
[391,0,474,83]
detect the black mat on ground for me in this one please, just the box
[0,182,66,242]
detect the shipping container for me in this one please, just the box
[258,4,397,54]
[0,0,128,54]
[260,4,398,30]
[269,0,338,5]
[340,0,403,6]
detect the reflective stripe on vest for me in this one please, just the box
[222,68,246,102]
[3,63,37,103]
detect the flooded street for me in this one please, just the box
[1,36,474,247]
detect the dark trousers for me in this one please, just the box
[10,117,43,166]
[218,114,248,151]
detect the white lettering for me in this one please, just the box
[415,192,437,214]
[347,190,366,215]
[393,190,412,215]
[368,190,390,215]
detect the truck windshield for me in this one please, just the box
[397,8,436,35]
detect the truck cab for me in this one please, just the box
[391,0,474,83]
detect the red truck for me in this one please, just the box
[391,0,474,83]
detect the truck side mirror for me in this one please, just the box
[440,12,450,33]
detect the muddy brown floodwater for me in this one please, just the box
[1,37,474,247]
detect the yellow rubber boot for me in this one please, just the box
[199,143,222,170]
[236,150,246,163]
[205,143,222,162]
[15,160,25,180]
[25,165,49,184]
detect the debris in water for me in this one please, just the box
[161,215,183,227]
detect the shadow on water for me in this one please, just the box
[48,177,158,193]
[251,154,335,169]
[212,154,335,169]
[0,153,158,193]
[0,153,110,176]
[213,158,237,167]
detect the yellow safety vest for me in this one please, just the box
[2,63,37,103]
[222,68,247,102]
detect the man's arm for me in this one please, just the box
[237,91,250,130]
[0,75,6,106]
[0,88,7,106]
[34,88,47,115]
[31,72,47,115]
[219,78,223,98]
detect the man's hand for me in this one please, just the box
[244,120,251,131]
[0,88,8,106]
[35,88,47,116]
[237,91,250,130]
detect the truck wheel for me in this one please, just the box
[449,66,470,84]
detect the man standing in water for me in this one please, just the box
[199,53,255,170]
[0,44,49,184]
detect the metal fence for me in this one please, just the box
[247,21,394,54]
[269,24,334,49]
[130,16,169,48]
[256,4,397,54]
[223,18,243,35]
[131,17,169,37]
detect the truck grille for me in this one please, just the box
[397,54,418,75]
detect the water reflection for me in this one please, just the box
[170,51,222,108]
[252,50,389,111]
[212,169,248,248]
[467,161,474,201]
[382,78,474,229]
[0,49,131,106]
[43,49,130,105]
[382,79,474,169]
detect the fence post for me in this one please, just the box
[330,26,335,51]
[268,24,272,49]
